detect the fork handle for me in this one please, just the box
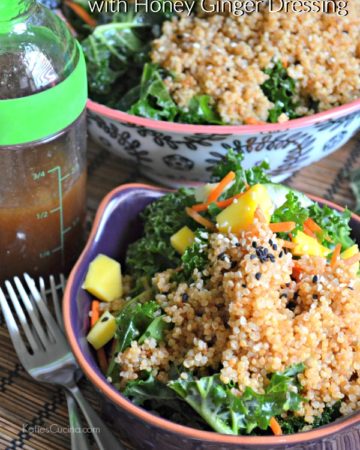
[66,384,125,450]
[65,391,91,450]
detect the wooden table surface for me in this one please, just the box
[0,134,359,450]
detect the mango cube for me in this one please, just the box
[170,226,195,254]
[216,184,273,233]
[87,311,116,350]
[82,254,122,302]
[292,231,331,258]
[342,244,359,271]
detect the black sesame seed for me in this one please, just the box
[182,293,189,302]
[101,317,109,322]
[286,301,297,311]
[293,291,299,300]
[231,260,237,269]
[235,242,241,247]
[279,251,283,258]
[312,294,318,300]
[218,252,227,261]
[285,282,291,288]
[255,272,262,280]
[272,243,278,251]
[250,254,257,260]
[347,286,354,290]
[268,254,276,263]
[312,275,318,283]
[256,246,269,263]
[268,239,273,246]
[252,241,257,248]
[280,293,288,299]
[242,283,247,288]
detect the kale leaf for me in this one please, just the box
[125,189,196,279]
[211,149,270,198]
[80,5,167,107]
[138,315,170,344]
[115,299,160,351]
[308,203,355,251]
[261,60,299,123]
[271,191,309,236]
[178,95,223,125]
[107,298,160,381]
[278,401,341,434]
[128,63,179,121]
[123,373,210,429]
[169,364,304,435]
[181,230,209,280]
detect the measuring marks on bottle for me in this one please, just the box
[33,165,79,265]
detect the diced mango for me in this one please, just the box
[87,311,116,350]
[292,231,331,258]
[342,244,359,271]
[194,183,218,203]
[216,184,273,233]
[82,254,122,302]
[170,226,195,254]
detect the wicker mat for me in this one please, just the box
[0,135,359,450]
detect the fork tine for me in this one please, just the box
[23,274,63,340]
[12,277,51,347]
[4,281,41,353]
[0,288,30,363]
[39,276,47,304]
[49,275,63,329]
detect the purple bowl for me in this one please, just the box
[64,183,360,450]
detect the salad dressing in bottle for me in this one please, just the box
[0,0,88,282]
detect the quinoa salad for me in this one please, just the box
[83,151,360,436]
[63,0,360,125]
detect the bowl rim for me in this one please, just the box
[64,182,360,446]
[87,97,360,135]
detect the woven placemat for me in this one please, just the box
[1,134,359,450]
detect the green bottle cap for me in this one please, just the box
[0,43,87,146]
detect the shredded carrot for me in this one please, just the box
[186,207,215,230]
[279,239,296,249]
[244,117,266,125]
[245,223,260,236]
[343,252,360,266]
[330,243,342,268]
[192,192,245,213]
[90,300,100,328]
[269,222,296,233]
[254,207,267,223]
[269,417,283,436]
[97,348,108,374]
[65,1,97,27]
[207,171,236,204]
[281,58,289,68]
[303,223,316,238]
[304,217,323,234]
[216,193,243,209]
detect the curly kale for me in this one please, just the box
[125,189,196,279]
[261,60,299,123]
[211,149,270,199]
[308,203,355,251]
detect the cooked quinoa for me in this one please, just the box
[117,219,360,425]
[150,1,360,124]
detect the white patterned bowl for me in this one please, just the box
[87,99,360,187]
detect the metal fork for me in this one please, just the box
[0,273,124,450]
[38,274,90,450]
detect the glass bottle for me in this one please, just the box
[0,0,88,282]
